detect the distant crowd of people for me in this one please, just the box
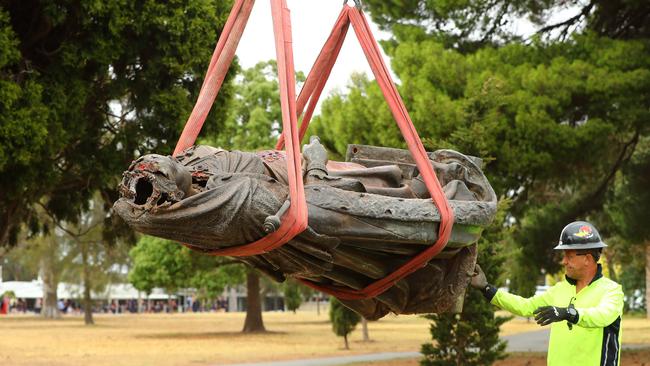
[1,296,31,314]
[0,295,230,315]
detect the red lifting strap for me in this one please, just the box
[277,5,455,300]
[172,1,454,299]
[173,0,308,257]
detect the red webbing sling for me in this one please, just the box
[275,5,455,300]
[174,0,254,156]
[173,0,308,257]
[173,1,454,300]
[275,8,350,150]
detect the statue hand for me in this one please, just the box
[303,136,328,179]
[303,136,328,166]
[470,264,488,289]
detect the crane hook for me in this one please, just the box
[343,0,362,9]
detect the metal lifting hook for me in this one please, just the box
[343,0,362,9]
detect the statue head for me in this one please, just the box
[118,154,193,211]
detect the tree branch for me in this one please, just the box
[480,3,509,44]
[586,129,640,206]
[534,1,595,38]
[35,201,102,239]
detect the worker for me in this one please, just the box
[471,221,624,366]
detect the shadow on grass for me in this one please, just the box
[136,330,288,340]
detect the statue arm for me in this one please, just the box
[302,136,329,180]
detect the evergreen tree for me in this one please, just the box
[606,136,650,316]
[421,201,511,366]
[364,0,649,49]
[282,279,303,313]
[360,0,650,305]
[0,0,234,247]
[312,31,649,296]
[329,297,361,350]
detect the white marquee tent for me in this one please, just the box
[0,281,173,300]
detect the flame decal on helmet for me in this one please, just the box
[574,225,594,239]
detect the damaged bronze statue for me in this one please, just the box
[113,136,497,320]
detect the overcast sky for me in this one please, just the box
[235,1,392,100]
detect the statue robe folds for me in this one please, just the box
[113,137,497,320]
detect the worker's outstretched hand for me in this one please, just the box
[533,306,573,326]
[470,264,488,289]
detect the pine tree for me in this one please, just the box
[421,201,511,365]
[282,279,303,313]
[329,297,361,350]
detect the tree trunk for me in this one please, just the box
[604,248,618,282]
[361,317,370,342]
[80,241,94,325]
[242,270,266,333]
[646,242,650,320]
[316,294,320,316]
[343,334,349,350]
[39,254,60,319]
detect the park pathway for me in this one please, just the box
[221,352,420,366]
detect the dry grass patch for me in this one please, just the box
[1,312,647,366]
[0,311,429,366]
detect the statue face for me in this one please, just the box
[118,154,192,212]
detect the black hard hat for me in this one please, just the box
[554,221,607,250]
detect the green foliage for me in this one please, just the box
[212,61,281,150]
[282,279,303,313]
[0,0,235,246]
[128,235,243,298]
[207,60,305,151]
[607,136,650,243]
[309,73,403,157]
[606,236,646,313]
[604,136,650,312]
[313,32,650,294]
[421,200,511,366]
[7,226,70,287]
[329,297,361,349]
[364,0,650,49]
[128,236,192,294]
[190,254,245,302]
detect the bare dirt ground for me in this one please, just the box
[1,311,648,366]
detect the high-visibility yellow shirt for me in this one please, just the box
[490,267,623,366]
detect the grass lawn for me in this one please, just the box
[1,311,426,366]
[1,311,648,366]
